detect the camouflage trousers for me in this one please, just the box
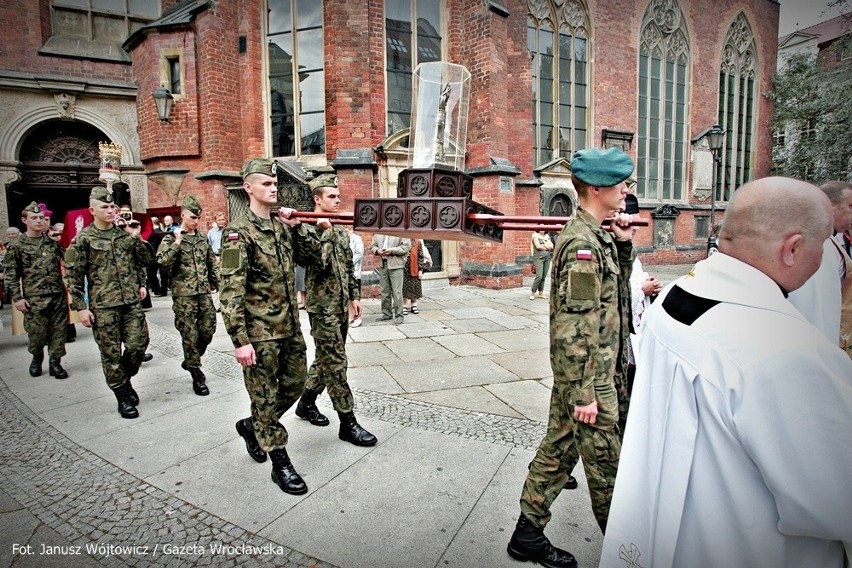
[304,311,354,413]
[23,293,67,359]
[243,334,307,452]
[172,294,216,368]
[91,302,150,390]
[520,380,622,533]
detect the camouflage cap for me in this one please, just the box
[570,147,635,188]
[241,158,278,180]
[308,173,338,191]
[89,186,114,203]
[22,201,41,215]
[182,194,203,215]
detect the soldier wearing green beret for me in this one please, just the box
[220,158,325,495]
[4,201,69,379]
[293,173,376,446]
[508,147,635,567]
[156,194,219,396]
[63,186,153,419]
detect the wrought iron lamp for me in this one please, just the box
[152,86,174,121]
[702,123,725,254]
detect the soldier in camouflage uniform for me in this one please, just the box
[220,158,324,495]
[508,147,635,568]
[64,186,153,419]
[156,194,219,396]
[4,201,69,379]
[294,174,377,446]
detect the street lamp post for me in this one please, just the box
[704,124,725,254]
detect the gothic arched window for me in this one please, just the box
[717,13,758,201]
[385,0,443,135]
[267,0,326,157]
[528,0,590,166]
[637,0,690,201]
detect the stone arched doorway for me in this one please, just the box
[7,119,127,227]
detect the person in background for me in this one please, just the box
[348,226,364,328]
[207,211,227,257]
[601,177,852,568]
[4,226,21,246]
[295,265,307,309]
[788,180,852,346]
[150,216,164,233]
[530,230,554,300]
[163,214,179,232]
[403,238,432,314]
[370,233,411,324]
[4,202,69,379]
[623,194,662,392]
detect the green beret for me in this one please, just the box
[571,147,635,188]
[182,194,202,215]
[308,173,338,191]
[22,201,41,215]
[89,186,114,203]
[241,158,278,180]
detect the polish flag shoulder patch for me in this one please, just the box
[576,249,593,260]
[227,232,240,241]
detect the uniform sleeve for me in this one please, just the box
[133,238,152,289]
[206,241,219,291]
[550,236,603,406]
[293,223,324,266]
[63,240,88,311]
[218,232,250,347]
[156,234,179,270]
[3,243,23,303]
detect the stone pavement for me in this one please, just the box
[0,264,692,568]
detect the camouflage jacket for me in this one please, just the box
[156,231,219,297]
[549,208,633,423]
[64,225,152,310]
[218,210,318,348]
[3,234,65,301]
[302,224,360,316]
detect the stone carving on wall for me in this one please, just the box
[54,93,76,119]
[722,13,756,79]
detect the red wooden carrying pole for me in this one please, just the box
[470,213,649,228]
[275,209,648,231]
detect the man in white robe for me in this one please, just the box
[601,177,852,568]
[788,181,852,344]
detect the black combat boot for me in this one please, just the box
[126,380,139,406]
[188,367,209,396]
[113,384,139,419]
[564,476,578,490]
[48,357,69,379]
[235,418,267,463]
[269,448,307,495]
[295,388,329,426]
[506,515,577,568]
[337,411,377,446]
[29,351,44,377]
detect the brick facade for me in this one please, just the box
[1,0,781,287]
